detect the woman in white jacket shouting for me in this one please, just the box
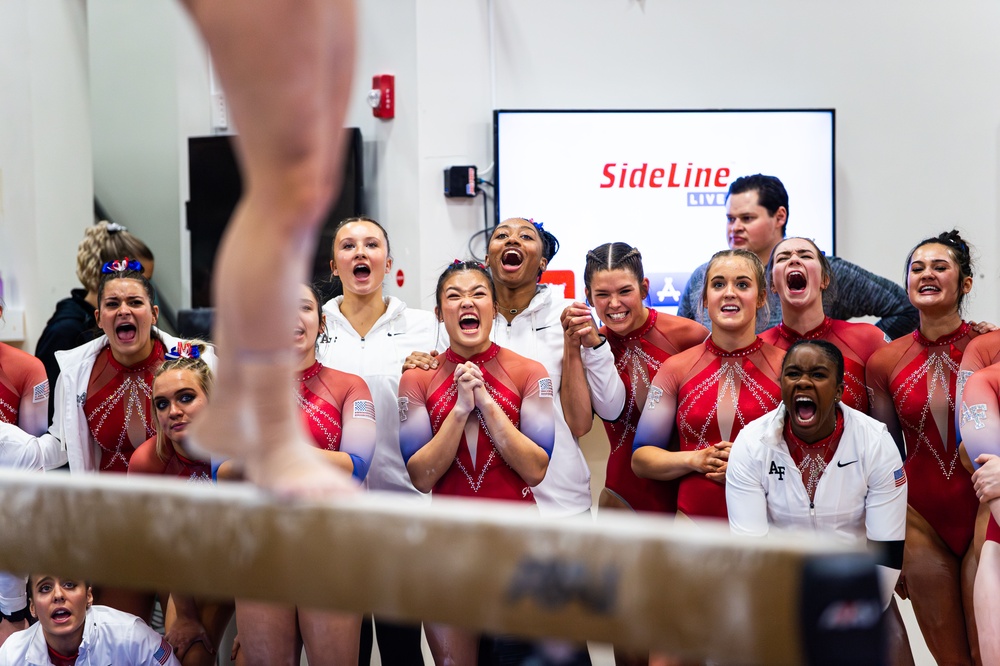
[727,339,907,613]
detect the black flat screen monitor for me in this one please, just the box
[187,127,363,308]
[494,109,835,311]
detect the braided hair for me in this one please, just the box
[583,242,646,301]
[77,221,153,294]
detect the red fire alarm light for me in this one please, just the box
[368,74,395,119]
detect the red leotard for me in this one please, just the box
[634,337,783,519]
[956,358,1000,545]
[297,361,346,450]
[47,645,77,666]
[760,317,888,414]
[129,436,212,482]
[0,342,49,436]
[398,343,555,503]
[296,361,376,481]
[867,322,979,557]
[84,340,165,473]
[601,309,707,512]
[959,328,1000,375]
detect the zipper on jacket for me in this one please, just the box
[810,502,816,529]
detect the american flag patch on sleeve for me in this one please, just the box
[893,467,906,487]
[353,400,376,422]
[537,378,553,399]
[154,637,172,664]
[32,380,49,404]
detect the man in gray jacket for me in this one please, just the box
[676,174,918,339]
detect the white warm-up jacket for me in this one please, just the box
[320,296,444,498]
[727,403,906,606]
[0,605,180,665]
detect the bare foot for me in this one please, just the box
[189,356,357,500]
[249,444,359,501]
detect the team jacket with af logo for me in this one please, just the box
[727,403,906,544]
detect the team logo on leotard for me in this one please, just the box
[960,401,988,430]
[32,380,49,404]
[353,399,376,422]
[645,385,663,410]
[957,369,973,400]
[537,378,554,399]
[397,396,409,422]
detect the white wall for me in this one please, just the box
[485,0,1000,322]
[89,0,211,321]
[0,0,92,350]
[353,0,1000,318]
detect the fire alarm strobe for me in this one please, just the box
[368,74,394,119]
[444,166,478,198]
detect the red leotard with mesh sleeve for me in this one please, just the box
[296,360,376,481]
[867,322,979,557]
[957,358,1000,545]
[128,436,212,482]
[633,337,783,519]
[760,317,888,414]
[0,342,49,437]
[399,343,555,503]
[960,329,1000,375]
[601,309,707,512]
[84,340,165,473]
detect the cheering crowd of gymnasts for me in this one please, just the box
[2,171,1000,666]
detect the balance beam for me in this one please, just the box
[0,470,881,664]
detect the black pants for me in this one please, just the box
[358,615,423,665]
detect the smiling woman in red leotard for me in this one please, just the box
[562,242,708,515]
[866,229,985,665]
